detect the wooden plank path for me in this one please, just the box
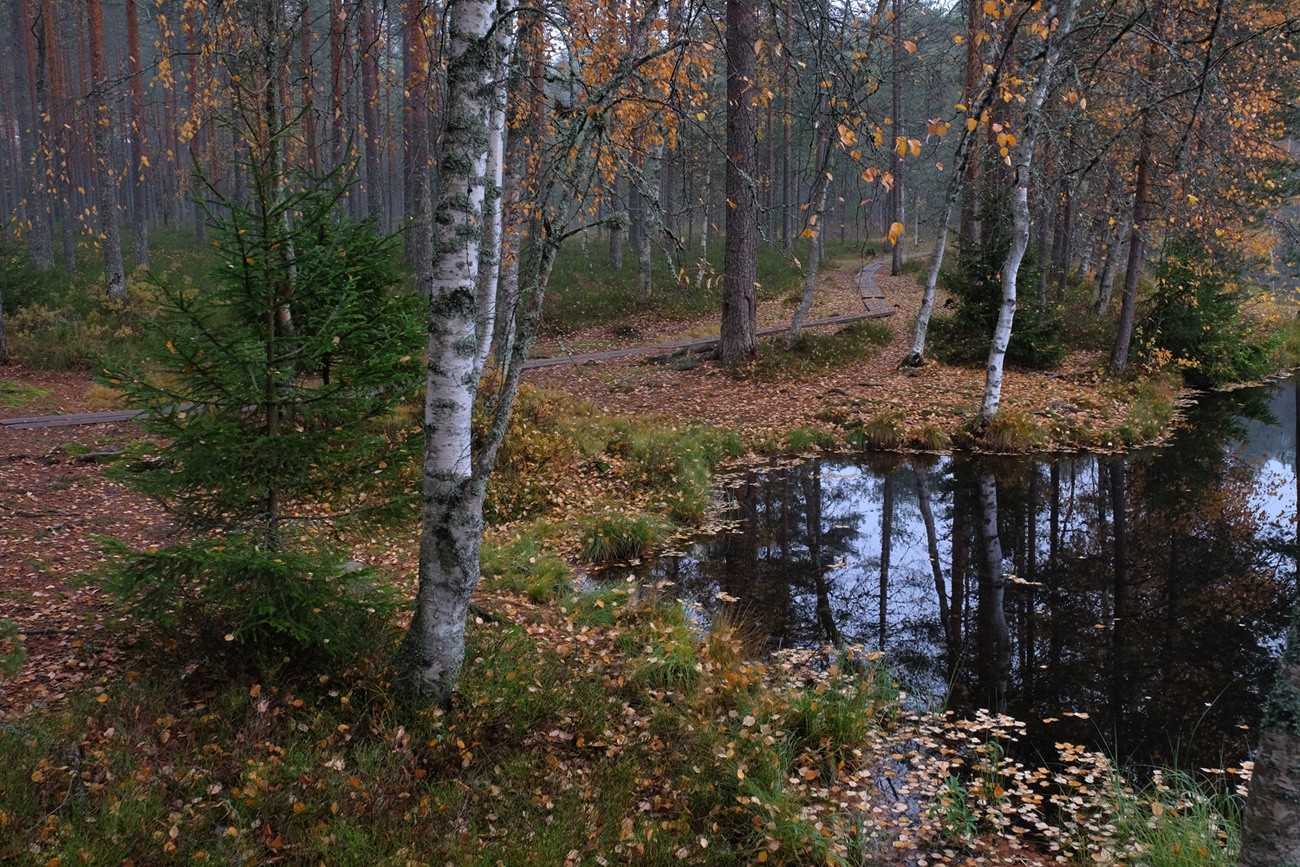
[2,266,894,430]
[855,259,894,318]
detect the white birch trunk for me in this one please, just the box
[979,0,1077,423]
[906,121,982,364]
[398,0,502,706]
[475,17,518,374]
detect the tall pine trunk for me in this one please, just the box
[87,0,126,299]
[720,0,758,363]
[889,0,905,276]
[125,0,149,268]
[12,0,53,269]
[360,2,384,226]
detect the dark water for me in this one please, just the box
[642,376,1299,770]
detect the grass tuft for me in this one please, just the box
[579,511,671,563]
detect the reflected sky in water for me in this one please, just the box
[640,375,1299,770]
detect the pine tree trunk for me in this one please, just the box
[403,0,432,285]
[889,0,906,276]
[300,4,318,175]
[780,0,793,252]
[329,0,345,172]
[12,0,53,269]
[361,1,384,226]
[720,0,758,364]
[959,0,983,251]
[398,0,502,707]
[87,0,126,299]
[125,0,149,268]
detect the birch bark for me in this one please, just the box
[397,0,504,705]
[979,0,1078,423]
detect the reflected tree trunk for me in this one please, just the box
[915,467,953,647]
[802,461,840,646]
[979,472,1011,713]
[879,473,894,649]
[1108,460,1132,750]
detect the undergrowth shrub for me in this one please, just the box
[848,411,906,450]
[103,538,394,665]
[968,408,1045,452]
[932,199,1065,370]
[1140,236,1275,388]
[481,383,585,522]
[606,421,743,523]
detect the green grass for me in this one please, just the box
[848,411,906,450]
[0,380,48,407]
[579,511,672,563]
[480,535,572,602]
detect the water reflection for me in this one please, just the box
[645,378,1299,770]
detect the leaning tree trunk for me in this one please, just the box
[397,0,504,707]
[904,90,994,364]
[787,130,832,345]
[87,0,126,299]
[1110,128,1151,372]
[719,0,758,363]
[980,0,1077,423]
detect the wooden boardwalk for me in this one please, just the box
[2,266,894,430]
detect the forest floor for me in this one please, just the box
[528,255,1181,453]
[0,256,1256,865]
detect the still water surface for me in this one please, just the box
[639,376,1299,770]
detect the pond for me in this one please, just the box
[636,375,1299,771]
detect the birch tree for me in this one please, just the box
[396,0,691,706]
[978,0,1078,424]
[903,4,1021,366]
